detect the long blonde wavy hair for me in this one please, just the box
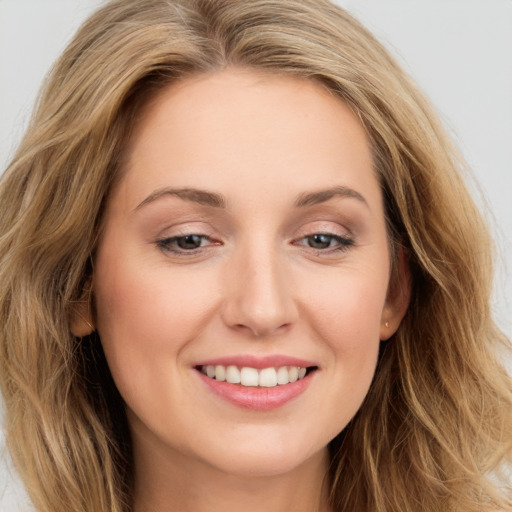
[0,1,511,511]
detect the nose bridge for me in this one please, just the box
[221,236,297,337]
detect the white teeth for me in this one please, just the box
[259,367,277,387]
[215,365,226,382]
[240,367,259,386]
[200,364,312,387]
[226,365,241,384]
[276,366,290,385]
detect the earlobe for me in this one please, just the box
[70,280,95,337]
[380,247,411,341]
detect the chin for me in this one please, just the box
[193,429,329,478]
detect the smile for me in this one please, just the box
[194,357,318,411]
[198,365,312,387]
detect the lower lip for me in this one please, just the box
[196,371,314,411]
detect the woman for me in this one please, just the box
[0,1,510,511]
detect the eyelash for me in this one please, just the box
[156,234,214,254]
[294,233,354,253]
[156,232,354,256]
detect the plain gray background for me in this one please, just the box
[1,1,511,509]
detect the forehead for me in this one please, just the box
[113,67,379,214]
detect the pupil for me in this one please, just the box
[178,235,202,249]
[309,234,331,249]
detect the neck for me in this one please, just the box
[132,436,333,512]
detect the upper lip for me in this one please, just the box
[194,354,318,369]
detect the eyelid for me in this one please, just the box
[154,220,218,241]
[155,231,221,256]
[293,232,354,251]
[292,219,354,240]
[290,219,356,255]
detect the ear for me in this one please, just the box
[70,280,95,337]
[380,247,411,341]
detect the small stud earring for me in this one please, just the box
[385,321,389,328]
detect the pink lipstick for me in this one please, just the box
[193,354,318,411]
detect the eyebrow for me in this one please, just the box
[134,187,227,211]
[294,186,369,208]
[134,185,368,211]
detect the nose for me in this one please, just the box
[220,246,298,338]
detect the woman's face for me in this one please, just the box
[77,68,407,478]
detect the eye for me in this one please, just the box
[156,234,214,253]
[295,233,354,252]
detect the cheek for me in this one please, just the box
[92,249,219,397]
[300,269,387,425]
[304,268,388,351]
[95,249,215,339]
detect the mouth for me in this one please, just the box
[193,357,319,410]
[195,364,318,388]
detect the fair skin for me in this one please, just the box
[73,68,409,512]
